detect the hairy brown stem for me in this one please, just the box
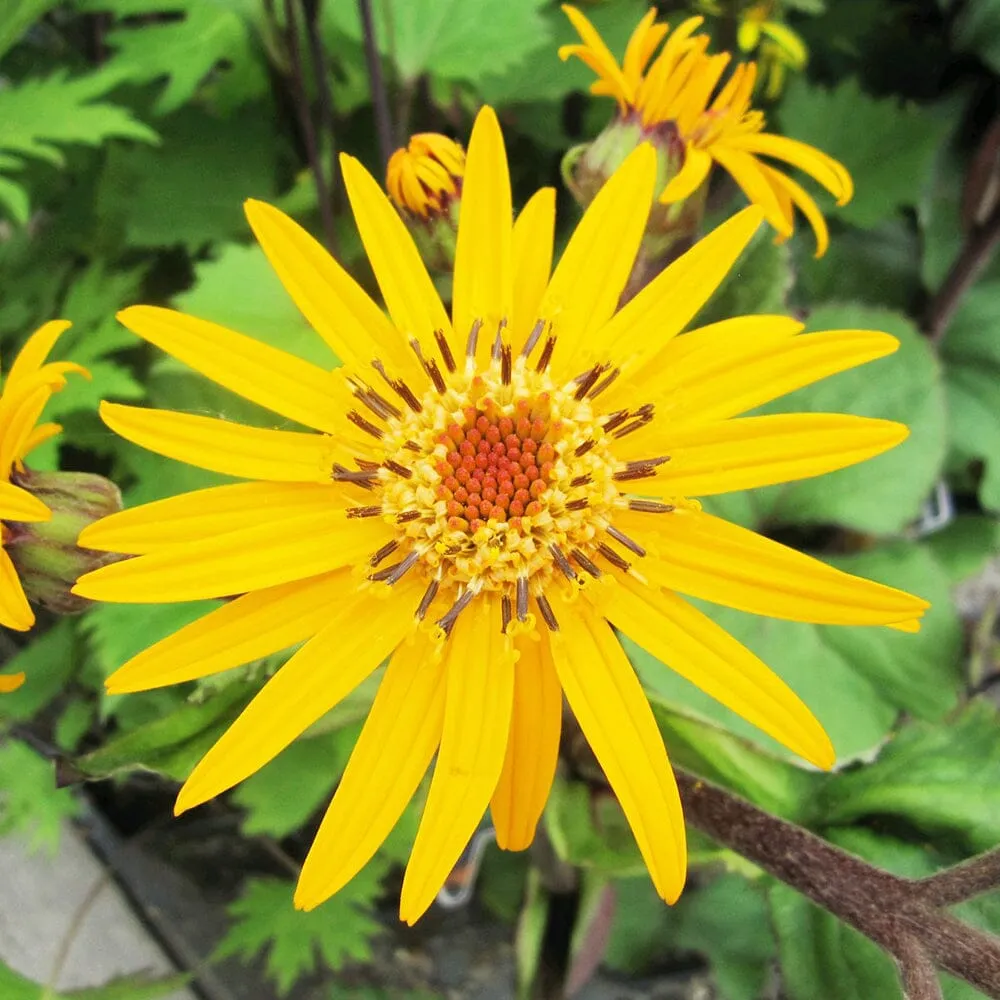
[898,938,944,1000]
[358,0,394,171]
[675,770,1000,998]
[917,847,1000,907]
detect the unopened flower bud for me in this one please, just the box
[386,133,465,271]
[5,469,123,615]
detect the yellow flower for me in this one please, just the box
[386,133,466,219]
[73,107,926,924]
[738,3,808,100]
[560,4,851,256]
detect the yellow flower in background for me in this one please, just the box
[560,4,850,256]
[386,133,466,219]
[73,107,926,924]
[738,3,808,99]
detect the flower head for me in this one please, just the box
[73,107,927,924]
[387,133,466,220]
[560,4,850,256]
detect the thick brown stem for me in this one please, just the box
[897,938,944,1000]
[917,847,1000,907]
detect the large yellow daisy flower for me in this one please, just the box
[0,321,86,689]
[560,4,851,256]
[72,107,926,924]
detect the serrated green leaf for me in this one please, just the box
[216,873,385,995]
[779,77,952,229]
[0,741,80,852]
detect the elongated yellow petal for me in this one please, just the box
[243,199,421,379]
[6,320,71,388]
[98,402,341,483]
[175,578,421,812]
[623,8,667,86]
[604,571,835,769]
[0,384,54,475]
[760,162,830,257]
[559,5,633,107]
[616,507,929,627]
[663,329,900,424]
[106,570,353,693]
[659,143,713,203]
[0,548,33,631]
[80,482,341,555]
[709,145,792,236]
[400,595,515,924]
[72,509,391,603]
[452,107,513,364]
[0,671,25,692]
[511,188,556,345]
[115,306,347,434]
[729,132,853,204]
[0,481,51,523]
[540,144,657,376]
[549,593,685,902]
[20,421,61,459]
[296,630,446,910]
[631,413,908,496]
[491,630,562,851]
[586,207,763,372]
[340,153,453,348]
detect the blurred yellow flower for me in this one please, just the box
[386,133,466,219]
[560,4,851,255]
[738,2,808,99]
[74,107,925,924]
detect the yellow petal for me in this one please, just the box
[452,107,513,364]
[400,595,516,924]
[709,145,792,237]
[72,509,391,603]
[549,593,686,903]
[760,162,830,257]
[115,306,347,434]
[6,320,72,388]
[511,187,556,346]
[243,199,421,379]
[98,402,342,483]
[659,143,713,203]
[0,383,55,475]
[175,578,422,812]
[738,19,761,52]
[604,571,835,769]
[340,153,453,348]
[106,570,354,693]
[616,506,929,627]
[0,547,33,631]
[0,671,25,693]
[0,481,51,523]
[491,630,562,851]
[623,8,668,86]
[539,144,658,376]
[80,482,342,555]
[296,630,446,910]
[631,413,909,496]
[559,5,633,107]
[729,132,853,204]
[20,421,62,458]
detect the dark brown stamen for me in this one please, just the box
[416,578,439,620]
[370,539,399,566]
[331,464,377,489]
[373,361,422,414]
[589,368,620,399]
[437,588,476,634]
[516,576,529,621]
[349,377,401,420]
[405,440,421,452]
[628,499,675,515]
[613,465,658,482]
[607,523,647,555]
[570,548,602,577]
[570,473,593,488]
[598,542,631,572]
[370,549,420,584]
[355,458,381,471]
[566,498,589,511]
[521,319,546,359]
[602,409,630,433]
[435,328,456,372]
[613,416,653,438]
[384,459,413,479]
[410,338,447,394]
[347,505,382,518]
[536,335,556,373]
[574,439,595,456]
[501,343,512,386]
[347,410,384,439]
[549,544,577,580]
[536,594,559,631]
[574,363,608,401]
[396,509,421,523]
[627,456,670,469]
[501,594,512,634]
[466,318,483,358]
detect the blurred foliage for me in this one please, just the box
[1,0,1000,998]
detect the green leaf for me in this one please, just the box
[0,741,80,852]
[216,873,386,995]
[698,226,792,324]
[924,515,1000,584]
[0,1,62,61]
[0,619,78,723]
[0,960,190,1000]
[55,698,96,752]
[946,0,1000,72]
[779,77,952,229]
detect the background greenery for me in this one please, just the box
[2,0,1000,997]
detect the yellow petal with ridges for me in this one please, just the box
[115,306,347,434]
[98,402,342,483]
[400,595,515,924]
[549,594,685,902]
[709,145,792,236]
[630,413,909,496]
[761,162,830,257]
[559,5,633,106]
[296,630,446,911]
[20,421,61,459]
[491,630,562,851]
[6,320,71,388]
[80,482,341,555]
[0,672,25,693]
[452,107,513,364]
[340,153,453,348]
[729,132,853,204]
[0,481,51,523]
[0,548,33,631]
[511,188,556,346]
[0,384,53,476]
[72,509,391,603]
[243,199,420,379]
[106,570,353,693]
[604,571,835,769]
[175,578,422,814]
[615,507,929,627]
